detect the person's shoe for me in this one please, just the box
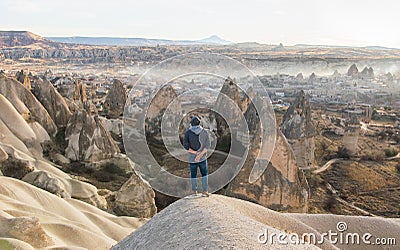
[191,191,198,196]
[201,192,210,197]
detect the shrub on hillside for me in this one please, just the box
[92,163,127,182]
[337,146,351,159]
[361,150,386,161]
[102,163,126,176]
[323,196,338,211]
[384,147,398,158]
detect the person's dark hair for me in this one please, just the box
[190,116,200,126]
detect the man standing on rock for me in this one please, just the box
[183,116,210,197]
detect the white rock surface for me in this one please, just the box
[113,194,399,250]
[0,176,145,249]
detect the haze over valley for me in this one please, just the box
[0,7,399,248]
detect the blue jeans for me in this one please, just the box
[190,160,208,192]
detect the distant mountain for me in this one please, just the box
[294,43,397,50]
[0,31,55,47]
[197,35,233,45]
[46,35,234,46]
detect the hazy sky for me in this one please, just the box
[1,0,399,47]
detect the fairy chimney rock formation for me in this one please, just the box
[347,64,359,77]
[308,73,316,83]
[295,73,304,82]
[342,115,360,155]
[281,90,316,168]
[104,79,127,119]
[73,81,88,106]
[16,70,31,90]
[218,77,245,111]
[360,66,374,79]
[214,77,248,136]
[226,94,309,212]
[33,77,72,128]
[0,75,57,136]
[65,110,119,162]
[144,84,182,136]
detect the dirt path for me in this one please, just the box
[312,158,343,174]
[387,153,400,160]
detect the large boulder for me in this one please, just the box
[0,216,54,248]
[0,157,35,180]
[114,171,157,218]
[32,77,72,128]
[22,170,70,198]
[65,110,120,162]
[281,90,316,168]
[68,178,108,210]
[48,152,71,166]
[104,79,127,119]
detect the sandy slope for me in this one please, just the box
[0,176,145,250]
[113,194,399,250]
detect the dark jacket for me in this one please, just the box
[183,126,210,163]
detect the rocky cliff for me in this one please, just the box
[0,31,54,47]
